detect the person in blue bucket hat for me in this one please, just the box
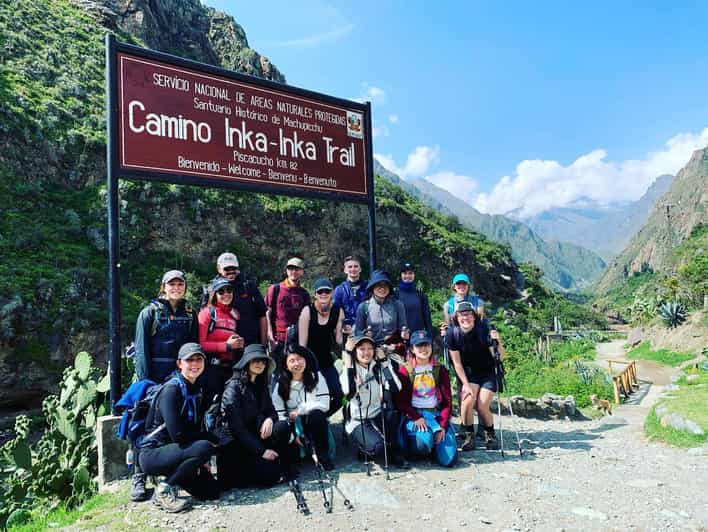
[395,330,458,467]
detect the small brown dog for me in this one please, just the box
[590,394,613,415]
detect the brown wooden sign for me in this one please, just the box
[116,51,370,199]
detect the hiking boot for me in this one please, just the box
[460,431,476,451]
[319,456,335,471]
[485,429,499,450]
[152,482,191,513]
[130,472,148,502]
[389,452,411,469]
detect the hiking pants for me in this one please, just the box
[402,410,458,467]
[139,440,218,499]
[218,420,291,489]
[350,410,400,457]
[320,365,344,417]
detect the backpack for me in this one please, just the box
[268,283,281,331]
[115,375,199,447]
[149,299,194,337]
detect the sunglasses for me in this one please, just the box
[316,289,332,295]
[217,286,233,295]
[223,267,239,272]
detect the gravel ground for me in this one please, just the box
[92,343,708,531]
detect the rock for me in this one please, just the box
[660,413,705,435]
[628,328,643,346]
[686,374,699,385]
[664,384,680,391]
[655,405,668,418]
[571,507,608,520]
[479,516,493,524]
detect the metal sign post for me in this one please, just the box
[105,34,376,410]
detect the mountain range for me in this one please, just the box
[513,175,674,261]
[374,160,607,291]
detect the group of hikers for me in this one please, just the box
[119,253,506,513]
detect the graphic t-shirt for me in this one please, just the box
[411,364,438,409]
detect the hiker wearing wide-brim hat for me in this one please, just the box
[340,333,409,468]
[354,269,409,347]
[218,344,292,489]
[131,269,198,502]
[273,344,334,471]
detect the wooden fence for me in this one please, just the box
[607,359,639,404]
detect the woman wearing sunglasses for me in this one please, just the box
[198,276,244,400]
[298,278,344,416]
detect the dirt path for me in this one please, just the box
[88,343,708,531]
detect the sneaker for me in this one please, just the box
[152,482,191,513]
[460,431,476,451]
[130,472,148,502]
[485,429,499,450]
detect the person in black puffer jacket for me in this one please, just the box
[218,344,293,489]
[138,343,219,513]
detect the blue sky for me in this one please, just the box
[205,1,708,216]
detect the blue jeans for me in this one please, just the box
[401,410,458,467]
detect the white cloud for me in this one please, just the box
[474,127,708,217]
[388,114,399,124]
[425,172,479,202]
[375,145,441,180]
[353,83,386,105]
[264,24,354,48]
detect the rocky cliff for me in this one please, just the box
[0,0,520,408]
[597,146,708,293]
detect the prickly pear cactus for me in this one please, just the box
[0,352,109,528]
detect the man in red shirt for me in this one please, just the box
[265,257,311,379]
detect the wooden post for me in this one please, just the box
[613,378,620,404]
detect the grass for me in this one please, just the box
[626,341,695,367]
[644,367,708,448]
[9,485,148,531]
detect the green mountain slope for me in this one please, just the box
[408,175,606,290]
[0,0,520,406]
[598,146,708,295]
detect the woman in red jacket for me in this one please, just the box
[199,277,243,401]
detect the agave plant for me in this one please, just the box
[658,301,688,328]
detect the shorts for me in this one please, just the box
[462,368,497,393]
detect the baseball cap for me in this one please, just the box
[286,257,305,269]
[313,278,333,292]
[211,277,232,292]
[410,329,432,346]
[452,273,470,285]
[217,252,239,268]
[455,301,476,313]
[161,270,185,284]
[400,262,415,273]
[177,342,205,360]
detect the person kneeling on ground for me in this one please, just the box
[273,345,334,471]
[138,343,219,513]
[396,330,458,466]
[340,335,409,468]
[218,344,292,489]
[446,302,505,451]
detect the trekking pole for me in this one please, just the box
[288,479,309,515]
[375,360,391,481]
[505,393,524,457]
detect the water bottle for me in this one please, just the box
[126,448,134,469]
[209,455,218,478]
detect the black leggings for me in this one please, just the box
[218,420,291,489]
[350,410,399,457]
[139,440,218,500]
[298,410,330,459]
